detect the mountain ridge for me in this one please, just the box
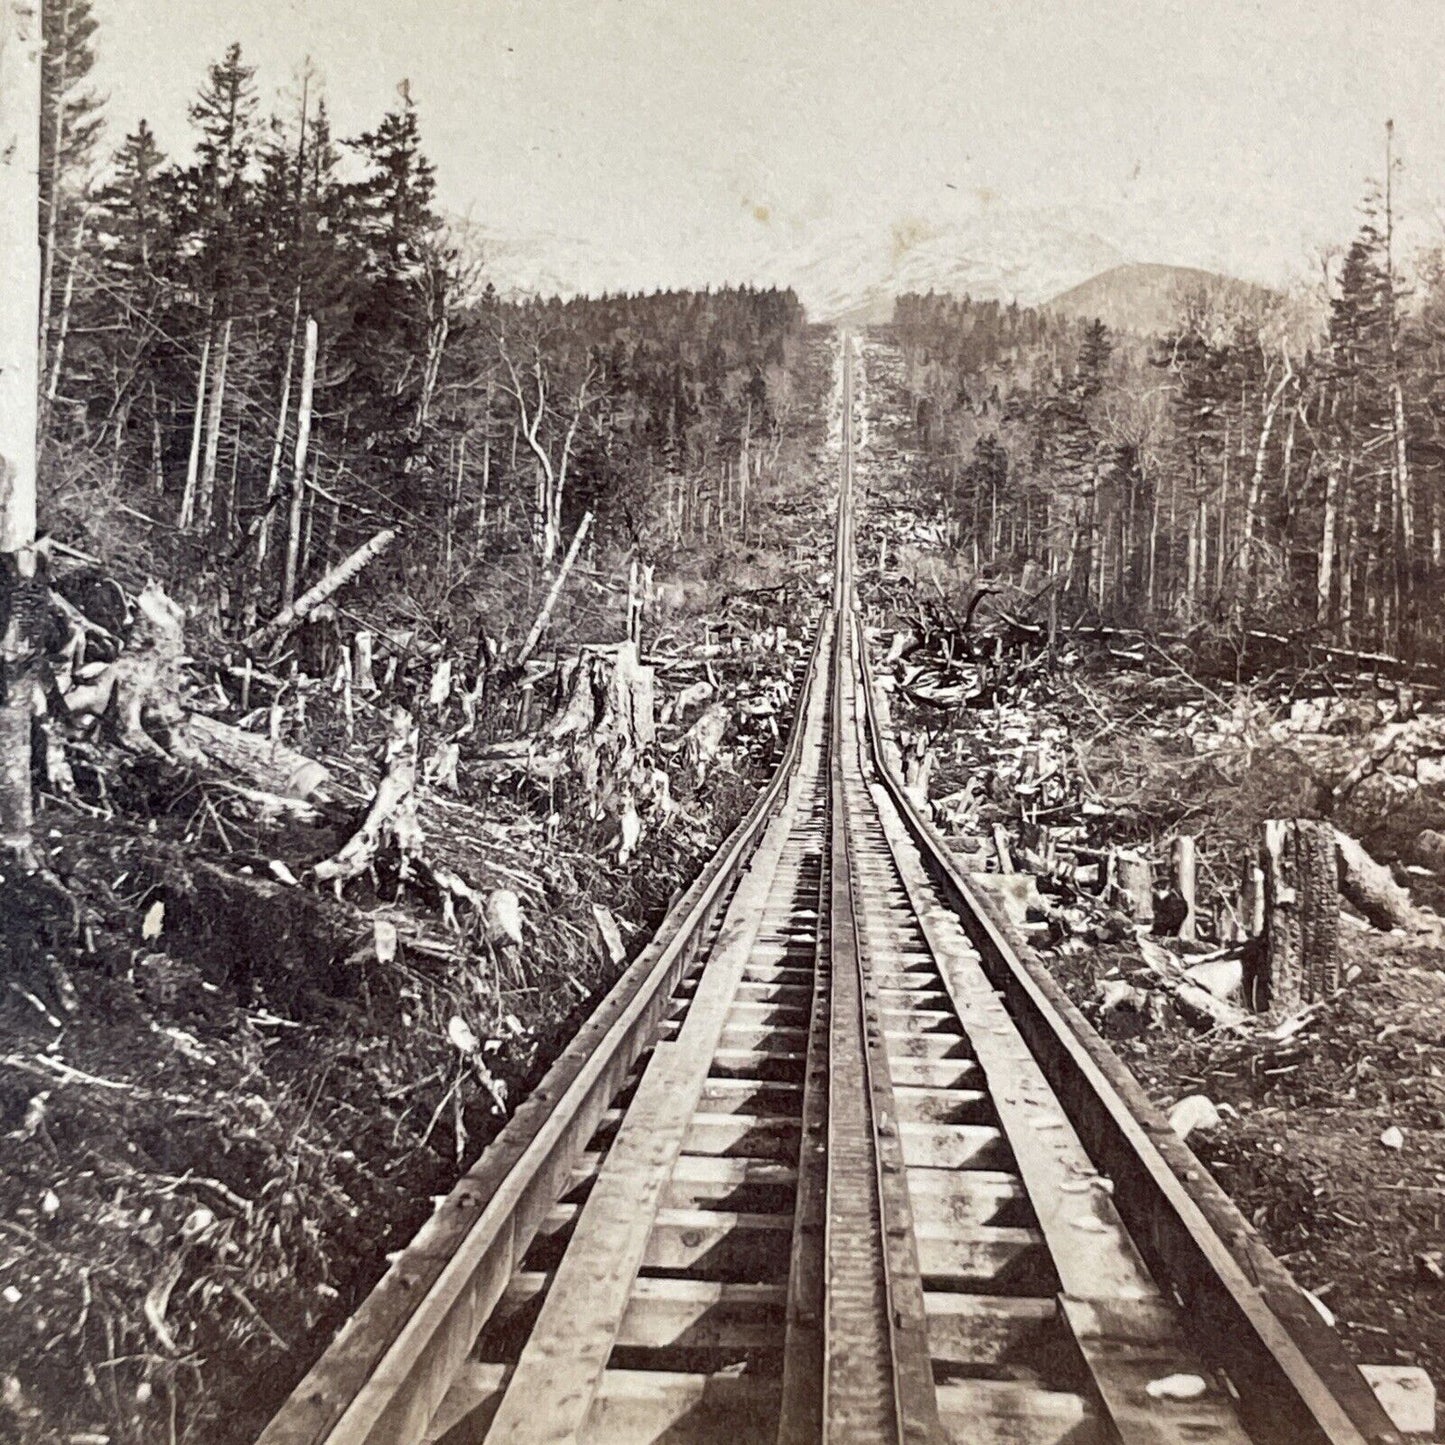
[1043,261,1278,334]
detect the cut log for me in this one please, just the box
[353,631,377,695]
[903,734,934,809]
[186,713,332,801]
[1241,862,1265,937]
[1172,835,1197,943]
[1173,981,1249,1032]
[1332,827,1430,932]
[1250,819,1341,1013]
[610,639,655,753]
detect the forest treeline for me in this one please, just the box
[890,197,1445,665]
[38,4,807,643]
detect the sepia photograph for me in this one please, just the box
[2,1,1444,1441]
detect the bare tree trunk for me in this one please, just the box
[282,316,319,607]
[739,398,751,537]
[36,0,69,363]
[0,0,41,862]
[197,314,233,531]
[478,435,490,536]
[1242,361,1292,577]
[1150,473,1161,609]
[1185,503,1199,609]
[150,386,165,494]
[42,210,86,427]
[1318,457,1340,622]
[223,425,241,540]
[1392,377,1413,636]
[257,286,301,577]
[178,317,214,529]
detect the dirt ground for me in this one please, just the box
[1053,922,1445,1380]
[0,603,820,1445]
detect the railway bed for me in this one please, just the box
[256,341,1404,1445]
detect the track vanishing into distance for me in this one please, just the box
[258,341,1403,1445]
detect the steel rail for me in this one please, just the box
[256,604,835,1445]
[255,331,1404,1445]
[847,443,1400,1445]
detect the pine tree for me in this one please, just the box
[175,43,257,529]
[76,121,174,479]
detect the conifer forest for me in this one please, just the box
[5,4,1445,1444]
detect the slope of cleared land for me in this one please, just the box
[0,334,841,1445]
[853,327,1445,1388]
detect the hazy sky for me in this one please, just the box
[93,0,1445,298]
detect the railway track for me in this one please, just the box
[258,340,1402,1445]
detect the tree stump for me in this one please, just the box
[1172,835,1197,942]
[1241,861,1265,936]
[1249,819,1341,1013]
[1113,850,1154,925]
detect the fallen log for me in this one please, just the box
[516,511,593,667]
[248,528,396,651]
[314,708,420,885]
[1332,827,1431,932]
[186,713,332,802]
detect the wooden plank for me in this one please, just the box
[424,1366,782,1445]
[908,1174,1027,1230]
[709,1047,807,1081]
[924,1294,1061,1369]
[897,1121,1009,1170]
[914,1228,1053,1293]
[481,710,821,1445]
[482,1273,788,1354]
[684,1111,801,1159]
[888,1057,979,1090]
[582,1369,781,1445]
[891,1084,990,1124]
[642,1208,793,1276]
[936,1380,1099,1445]
[1059,1296,1253,1445]
[621,1278,786,1351]
[696,1078,803,1115]
[719,1022,810,1050]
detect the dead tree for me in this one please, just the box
[494,328,600,568]
[1248,820,1341,1013]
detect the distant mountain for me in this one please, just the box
[778,212,1129,322]
[1044,262,1277,335]
[452,208,1133,323]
